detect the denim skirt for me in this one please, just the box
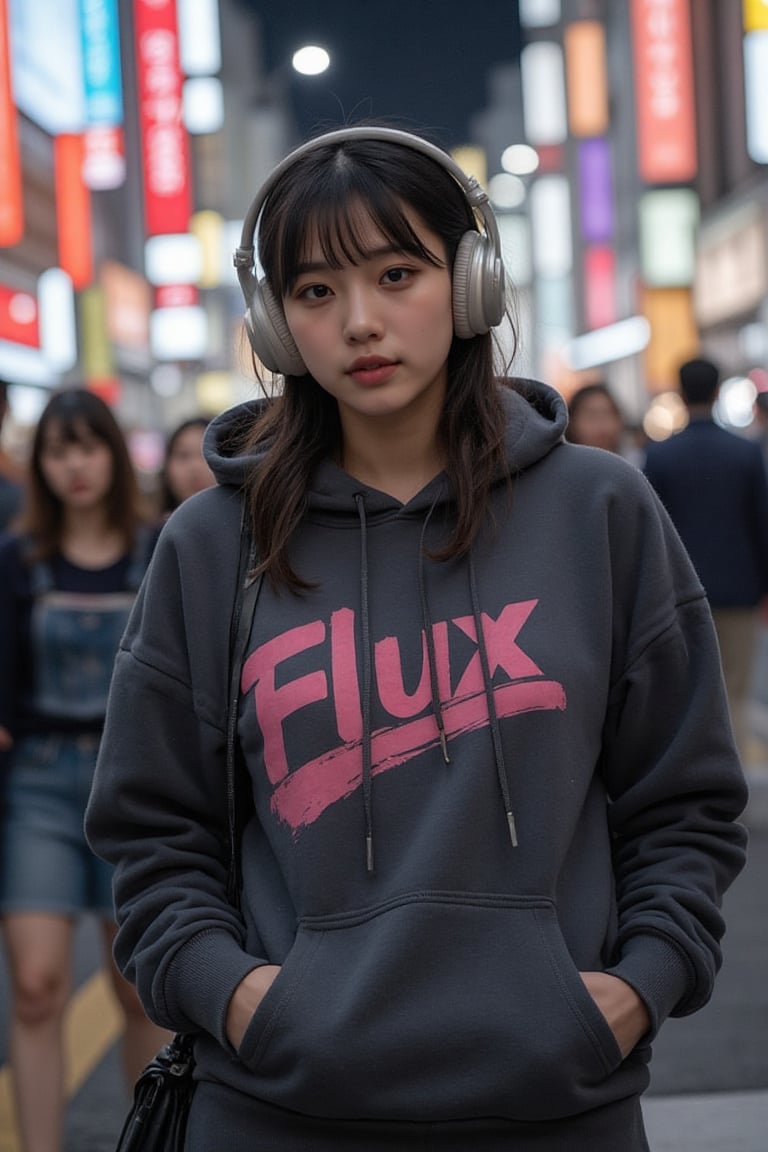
[0,732,115,917]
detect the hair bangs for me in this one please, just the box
[42,411,102,448]
[274,160,444,293]
[41,391,103,441]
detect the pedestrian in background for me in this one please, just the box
[644,357,768,763]
[565,381,627,455]
[752,387,768,479]
[86,126,746,1151]
[159,414,216,517]
[0,388,169,1152]
[0,380,24,533]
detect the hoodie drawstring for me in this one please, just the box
[355,493,375,873]
[418,500,451,765]
[355,491,518,872]
[468,551,519,848]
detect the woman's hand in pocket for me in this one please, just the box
[225,964,281,1051]
[579,971,651,1058]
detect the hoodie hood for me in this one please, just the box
[203,379,568,511]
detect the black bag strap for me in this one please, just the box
[225,518,261,908]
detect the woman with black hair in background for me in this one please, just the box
[159,415,215,516]
[0,388,168,1152]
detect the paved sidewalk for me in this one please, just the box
[638,765,768,1151]
[744,763,768,828]
[642,1090,768,1152]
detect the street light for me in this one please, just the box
[501,144,540,176]
[291,45,331,77]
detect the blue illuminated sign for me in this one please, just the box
[79,0,123,125]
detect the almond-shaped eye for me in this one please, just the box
[298,283,333,301]
[381,267,413,286]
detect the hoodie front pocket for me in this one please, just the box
[237,891,627,1122]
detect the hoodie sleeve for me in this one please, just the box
[598,473,748,1036]
[85,494,263,1043]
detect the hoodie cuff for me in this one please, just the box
[605,933,692,1039]
[161,928,264,1046]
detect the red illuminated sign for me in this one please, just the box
[0,284,39,347]
[55,134,94,290]
[631,0,697,184]
[134,0,192,236]
[584,247,616,332]
[154,283,198,309]
[0,0,23,246]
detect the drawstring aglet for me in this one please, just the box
[439,727,451,764]
[506,811,519,848]
[366,834,375,873]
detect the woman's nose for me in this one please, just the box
[342,287,384,343]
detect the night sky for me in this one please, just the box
[234,1,522,150]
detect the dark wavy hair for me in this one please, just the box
[160,415,211,513]
[21,387,143,562]
[238,129,518,591]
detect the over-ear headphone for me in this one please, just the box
[233,126,506,376]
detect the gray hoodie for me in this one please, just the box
[86,380,746,1139]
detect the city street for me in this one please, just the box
[1,2,768,1151]
[0,784,766,1151]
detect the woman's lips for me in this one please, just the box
[347,357,398,386]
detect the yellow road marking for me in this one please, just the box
[0,970,123,1152]
[0,1077,17,1152]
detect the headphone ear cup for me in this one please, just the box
[243,277,307,376]
[452,232,482,339]
[452,230,506,339]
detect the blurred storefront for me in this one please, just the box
[694,197,768,374]
[0,0,280,442]
[3,0,768,441]
[685,0,768,388]
[500,0,768,431]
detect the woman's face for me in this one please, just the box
[165,425,215,506]
[38,419,114,511]
[281,204,454,436]
[569,393,623,453]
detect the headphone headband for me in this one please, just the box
[234,126,500,271]
[234,126,506,375]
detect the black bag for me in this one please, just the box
[113,526,261,1151]
[114,1033,195,1152]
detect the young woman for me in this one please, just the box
[86,127,747,1151]
[0,388,169,1152]
[158,415,215,516]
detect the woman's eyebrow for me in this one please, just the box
[293,244,406,276]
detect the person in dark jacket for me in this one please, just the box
[85,126,747,1151]
[644,357,768,760]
